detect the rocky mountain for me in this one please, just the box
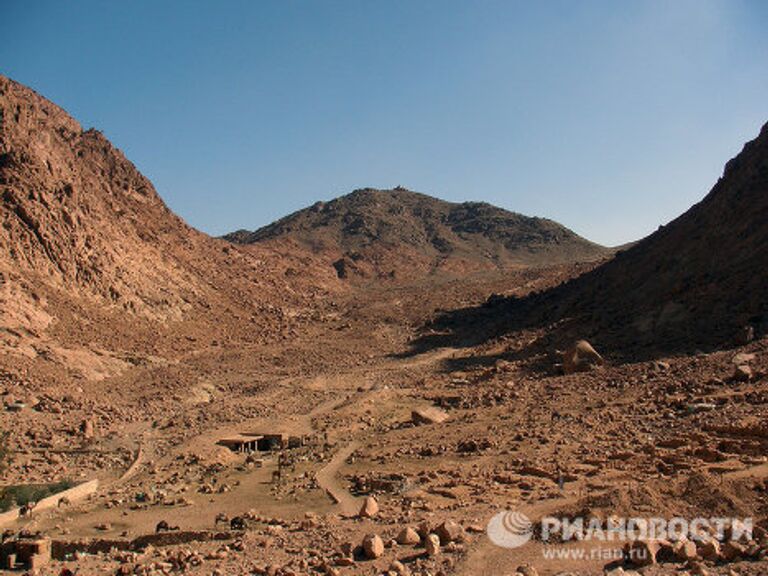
[468,122,768,359]
[225,188,610,281]
[0,75,334,383]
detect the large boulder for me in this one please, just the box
[411,407,449,425]
[562,340,604,374]
[435,520,464,544]
[697,539,721,561]
[425,533,441,557]
[396,527,421,545]
[358,496,379,518]
[672,538,698,562]
[362,534,384,559]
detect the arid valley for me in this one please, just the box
[1,48,768,576]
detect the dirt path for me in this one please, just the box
[118,445,144,482]
[455,491,593,576]
[316,441,361,516]
[724,461,768,480]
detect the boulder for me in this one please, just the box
[562,340,604,374]
[411,407,449,425]
[624,539,660,566]
[732,352,756,365]
[362,534,384,559]
[81,419,95,439]
[389,560,410,575]
[734,364,753,382]
[435,520,463,544]
[396,527,421,545]
[425,533,440,557]
[697,539,721,561]
[515,564,539,576]
[673,538,698,562]
[358,496,379,518]
[721,540,746,561]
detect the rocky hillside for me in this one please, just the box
[0,75,334,383]
[468,122,768,359]
[225,188,610,281]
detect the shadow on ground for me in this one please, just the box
[394,269,762,367]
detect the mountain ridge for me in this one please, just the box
[0,74,335,382]
[225,187,611,280]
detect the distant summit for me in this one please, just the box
[225,187,610,281]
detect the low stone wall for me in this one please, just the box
[51,531,236,560]
[0,479,99,529]
[35,479,99,513]
[52,538,130,560]
[132,530,235,549]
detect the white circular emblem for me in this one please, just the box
[487,510,533,548]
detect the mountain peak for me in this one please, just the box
[225,187,609,281]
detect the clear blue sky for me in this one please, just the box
[2,1,766,245]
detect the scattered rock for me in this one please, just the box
[358,495,379,518]
[673,538,698,562]
[733,364,753,382]
[396,527,421,545]
[721,540,746,561]
[697,539,721,561]
[362,534,384,559]
[389,560,410,575]
[516,564,539,576]
[624,539,660,566]
[425,533,440,557]
[412,407,449,425]
[562,340,604,374]
[435,520,463,544]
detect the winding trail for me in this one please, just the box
[118,445,144,483]
[316,441,361,516]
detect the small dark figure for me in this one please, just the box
[155,520,170,533]
[19,501,37,518]
[230,516,247,530]
[214,512,229,525]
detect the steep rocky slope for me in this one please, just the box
[0,75,335,383]
[225,188,610,281]
[430,122,768,359]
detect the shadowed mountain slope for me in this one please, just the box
[409,122,768,360]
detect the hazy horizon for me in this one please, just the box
[2,0,767,246]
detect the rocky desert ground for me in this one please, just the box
[1,74,767,576]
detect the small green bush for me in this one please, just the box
[0,480,75,513]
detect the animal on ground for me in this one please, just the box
[214,512,229,525]
[19,501,37,518]
[230,516,247,530]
